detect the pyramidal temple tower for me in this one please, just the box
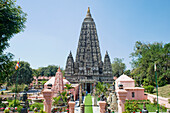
[65,7,113,92]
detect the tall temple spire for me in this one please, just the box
[103,51,112,75]
[75,7,102,75]
[65,8,113,85]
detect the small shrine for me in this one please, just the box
[115,74,147,100]
[42,67,79,113]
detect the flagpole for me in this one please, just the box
[155,64,159,113]
[14,58,20,108]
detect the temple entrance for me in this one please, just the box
[87,83,90,93]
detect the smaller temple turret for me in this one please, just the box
[53,67,64,95]
[103,51,112,75]
[65,51,74,76]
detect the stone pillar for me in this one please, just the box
[82,83,84,90]
[42,89,53,113]
[116,89,127,113]
[99,101,106,113]
[68,101,75,113]
[80,103,84,113]
[90,83,92,93]
[79,83,82,106]
[85,83,87,92]
[94,83,97,106]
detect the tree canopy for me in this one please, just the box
[38,65,59,77]
[0,0,27,53]
[0,0,27,84]
[112,58,126,77]
[33,65,64,77]
[130,41,170,86]
[9,61,33,85]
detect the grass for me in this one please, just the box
[153,84,170,98]
[84,94,93,113]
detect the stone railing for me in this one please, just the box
[146,93,170,108]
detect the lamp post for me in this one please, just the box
[154,64,159,113]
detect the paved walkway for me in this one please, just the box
[74,96,85,113]
[74,96,100,113]
[92,96,100,113]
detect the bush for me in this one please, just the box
[1,91,4,95]
[24,85,29,91]
[9,99,20,107]
[16,105,23,113]
[4,109,10,113]
[40,109,47,113]
[144,85,154,93]
[10,84,26,93]
[0,103,6,108]
[41,81,47,86]
[30,102,43,111]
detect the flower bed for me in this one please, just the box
[124,99,167,113]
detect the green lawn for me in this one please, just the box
[84,94,93,113]
[153,84,170,98]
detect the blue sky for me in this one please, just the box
[6,0,170,70]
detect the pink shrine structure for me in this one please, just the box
[115,74,147,100]
[115,74,170,112]
[115,74,146,113]
[43,67,79,113]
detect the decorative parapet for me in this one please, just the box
[99,101,106,113]
[116,89,127,113]
[42,89,53,113]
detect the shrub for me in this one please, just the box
[1,91,4,95]
[41,81,47,86]
[24,85,29,91]
[40,109,47,113]
[30,103,43,111]
[4,109,10,113]
[9,100,20,107]
[153,98,157,105]
[10,84,26,93]
[16,105,23,113]
[144,85,154,93]
[0,103,6,108]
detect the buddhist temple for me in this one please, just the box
[65,7,113,93]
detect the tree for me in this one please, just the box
[0,53,13,85]
[95,82,108,96]
[37,65,64,77]
[32,69,40,78]
[130,41,170,86]
[9,61,33,85]
[0,0,27,84]
[124,70,131,76]
[0,0,27,53]
[112,58,126,77]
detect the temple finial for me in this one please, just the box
[87,7,90,13]
[86,7,91,18]
[106,51,108,55]
[58,66,61,72]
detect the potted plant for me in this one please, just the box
[67,108,69,113]
[34,107,38,112]
[59,108,62,113]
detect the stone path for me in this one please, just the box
[74,96,85,113]
[92,96,100,113]
[74,96,100,113]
